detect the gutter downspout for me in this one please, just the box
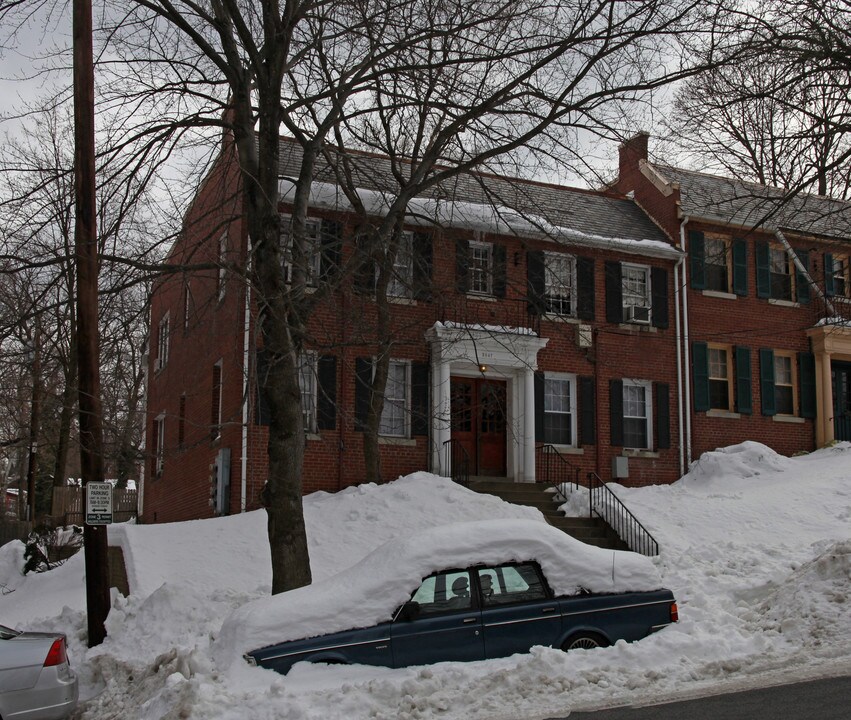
[679,216,693,470]
[240,240,252,512]
[775,229,836,317]
[673,242,686,478]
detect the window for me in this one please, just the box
[623,380,652,449]
[211,362,222,439]
[769,246,793,301]
[543,374,575,445]
[705,237,730,293]
[379,361,409,437]
[622,263,651,323]
[298,353,317,433]
[544,252,576,316]
[708,345,733,411]
[774,352,796,415]
[156,314,169,371]
[469,241,493,295]
[829,254,849,298]
[476,564,548,606]
[281,217,321,284]
[386,231,414,298]
[152,415,165,477]
[410,570,473,615]
[217,232,227,301]
[183,283,192,330]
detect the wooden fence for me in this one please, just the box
[52,486,138,526]
[0,520,32,546]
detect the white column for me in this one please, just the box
[523,367,536,482]
[432,357,452,475]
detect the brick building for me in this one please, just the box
[616,133,851,465]
[142,136,687,523]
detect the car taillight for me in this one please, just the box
[670,602,679,623]
[44,638,68,667]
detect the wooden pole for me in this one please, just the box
[73,0,110,648]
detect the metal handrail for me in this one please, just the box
[535,444,581,494]
[443,439,470,487]
[587,472,659,557]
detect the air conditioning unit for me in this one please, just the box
[627,305,651,324]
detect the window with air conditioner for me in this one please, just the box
[622,264,651,324]
[280,217,321,285]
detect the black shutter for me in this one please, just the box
[354,357,373,431]
[651,266,669,329]
[579,376,596,445]
[319,219,342,281]
[605,261,623,324]
[254,348,271,426]
[755,242,770,298]
[795,249,810,304]
[759,348,776,416]
[735,346,752,415]
[655,382,670,450]
[576,256,595,321]
[411,362,430,436]
[692,341,710,412]
[799,352,816,419]
[493,244,507,298]
[825,253,835,296]
[316,355,337,430]
[732,239,748,296]
[413,232,433,301]
[353,235,376,295]
[689,230,706,290]
[527,250,546,315]
[534,371,545,443]
[455,238,470,293]
[610,379,624,447]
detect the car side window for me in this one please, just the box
[410,570,473,616]
[477,564,548,606]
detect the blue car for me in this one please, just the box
[245,557,677,673]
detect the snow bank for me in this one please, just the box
[678,441,794,487]
[216,519,660,669]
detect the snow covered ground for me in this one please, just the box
[1,442,849,719]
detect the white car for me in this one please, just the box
[0,624,78,720]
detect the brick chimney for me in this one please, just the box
[619,132,649,174]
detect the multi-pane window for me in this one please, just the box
[281,218,321,284]
[830,255,848,297]
[387,231,414,298]
[543,375,574,445]
[544,252,576,316]
[708,345,732,411]
[379,361,409,437]
[623,380,651,449]
[211,362,222,439]
[217,232,227,301]
[153,415,165,477]
[156,314,170,371]
[705,237,730,293]
[183,283,192,330]
[774,353,795,415]
[469,241,493,295]
[622,264,651,322]
[769,246,793,301]
[298,353,317,433]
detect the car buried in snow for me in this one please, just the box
[224,519,677,675]
[0,624,78,720]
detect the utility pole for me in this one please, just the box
[73,0,110,647]
[25,321,41,521]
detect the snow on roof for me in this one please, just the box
[215,518,660,669]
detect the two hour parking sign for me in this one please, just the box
[86,482,113,525]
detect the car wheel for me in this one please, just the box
[562,632,608,651]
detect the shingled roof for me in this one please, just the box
[276,138,676,256]
[651,164,851,240]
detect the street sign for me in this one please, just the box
[86,482,113,525]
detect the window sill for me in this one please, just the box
[466,293,497,302]
[768,298,799,308]
[388,296,417,306]
[543,313,580,324]
[706,409,741,419]
[305,432,322,441]
[772,415,806,424]
[378,436,417,446]
[542,445,584,455]
[621,449,659,459]
[617,323,657,333]
[702,290,737,300]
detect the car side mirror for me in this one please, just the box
[398,601,421,622]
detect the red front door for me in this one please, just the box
[450,377,507,477]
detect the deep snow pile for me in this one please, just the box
[1,445,850,719]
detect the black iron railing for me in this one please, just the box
[443,439,470,486]
[535,444,581,493]
[588,472,659,556]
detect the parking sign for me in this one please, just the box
[86,482,113,525]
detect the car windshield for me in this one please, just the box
[0,624,22,640]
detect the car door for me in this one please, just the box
[391,570,484,668]
[476,563,562,659]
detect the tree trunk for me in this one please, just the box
[53,340,77,488]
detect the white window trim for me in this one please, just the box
[379,358,411,438]
[156,313,170,371]
[543,372,577,447]
[212,360,223,441]
[154,413,166,477]
[622,379,653,450]
[468,240,494,296]
[298,352,318,433]
[385,230,415,299]
[544,251,577,317]
[217,232,228,301]
[183,283,192,330]
[281,215,321,285]
[621,262,652,323]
